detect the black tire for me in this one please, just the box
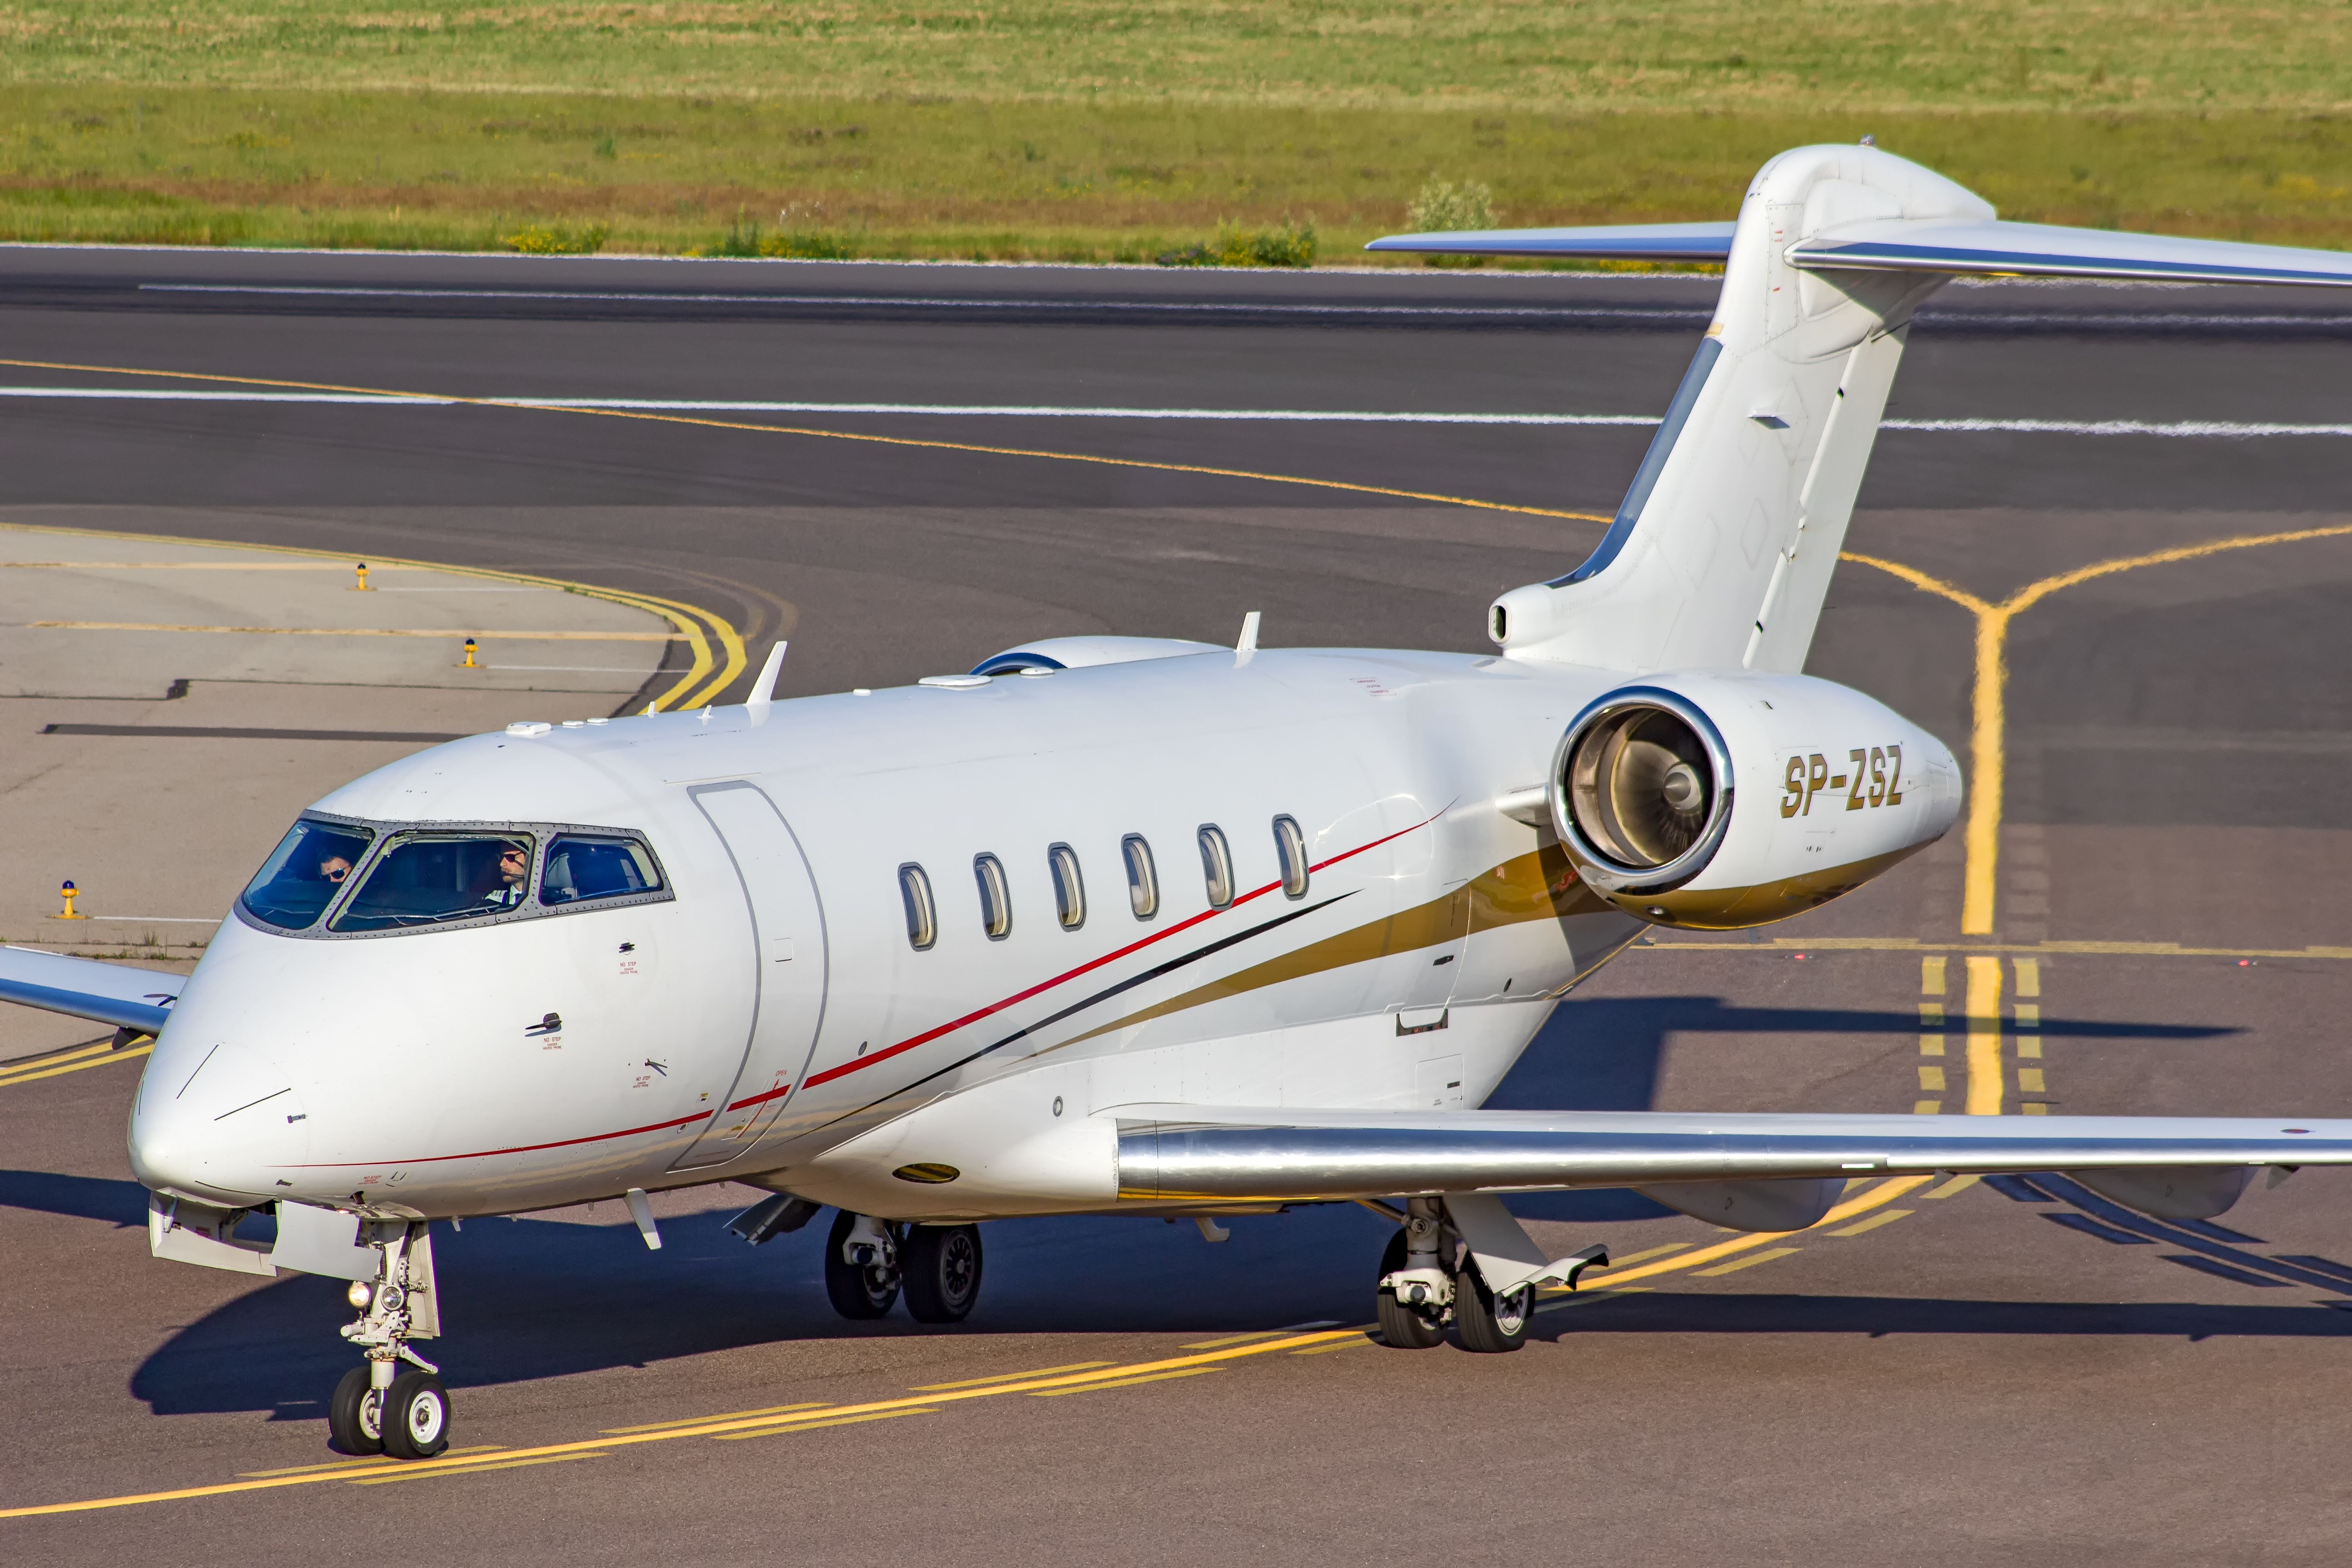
[823,1210,901,1320]
[380,1372,452,1460]
[1374,1228,1446,1350]
[902,1224,984,1323]
[1454,1268,1532,1354]
[328,1365,385,1455]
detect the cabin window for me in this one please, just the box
[899,863,936,951]
[330,833,536,933]
[239,818,377,931]
[974,853,1012,940]
[1122,834,1158,921]
[1048,843,1086,930]
[1197,824,1235,909]
[1273,815,1308,899]
[539,835,663,906]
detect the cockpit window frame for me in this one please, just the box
[234,811,674,941]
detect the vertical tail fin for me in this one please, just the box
[1483,144,1983,673]
[1370,145,2352,675]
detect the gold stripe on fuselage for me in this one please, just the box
[1058,843,1612,1049]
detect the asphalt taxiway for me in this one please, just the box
[3,246,2351,1563]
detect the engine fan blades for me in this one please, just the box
[1607,735,1711,864]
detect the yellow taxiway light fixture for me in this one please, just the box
[55,880,84,920]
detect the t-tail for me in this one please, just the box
[1370,143,2352,676]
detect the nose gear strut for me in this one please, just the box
[327,1220,451,1459]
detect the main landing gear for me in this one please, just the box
[326,1221,451,1460]
[1374,1196,1607,1354]
[818,1210,985,1325]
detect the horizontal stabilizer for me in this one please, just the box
[1365,213,2352,289]
[1113,1107,2352,1205]
[1362,221,1735,262]
[0,944,179,1034]
[1788,218,2352,287]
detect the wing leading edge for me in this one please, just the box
[1113,1107,2352,1203]
[0,945,179,1035]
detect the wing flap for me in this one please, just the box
[1112,1107,2352,1203]
[0,944,180,1034]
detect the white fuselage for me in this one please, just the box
[129,647,1643,1222]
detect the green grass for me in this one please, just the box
[2,3,2350,260]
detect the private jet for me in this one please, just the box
[8,142,2352,1462]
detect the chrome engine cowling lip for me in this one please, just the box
[1549,685,1737,895]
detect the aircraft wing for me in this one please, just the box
[0,945,180,1035]
[1112,1106,2352,1202]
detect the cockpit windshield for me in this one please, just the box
[329,833,536,932]
[239,819,378,931]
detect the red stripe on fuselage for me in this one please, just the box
[791,809,1441,1094]
[285,1108,715,1167]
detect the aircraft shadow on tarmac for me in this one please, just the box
[0,997,2254,1420]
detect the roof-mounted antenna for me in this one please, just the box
[1236,611,1261,653]
[746,640,789,715]
[1859,134,1875,147]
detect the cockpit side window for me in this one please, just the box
[540,835,664,906]
[238,819,377,931]
[330,833,536,932]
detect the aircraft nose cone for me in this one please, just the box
[129,1041,310,1205]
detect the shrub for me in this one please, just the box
[502,223,608,255]
[1155,219,1317,268]
[1406,176,1496,266]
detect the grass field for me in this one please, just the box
[3,3,2349,260]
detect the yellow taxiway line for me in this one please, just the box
[1,517,745,713]
[1845,523,2352,936]
[0,1042,151,1090]
[1560,1174,1936,1292]
[0,356,1612,529]
[30,621,673,642]
[0,1328,1358,1519]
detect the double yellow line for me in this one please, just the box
[2,516,744,714]
[0,1038,152,1091]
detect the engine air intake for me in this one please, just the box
[1553,688,1735,895]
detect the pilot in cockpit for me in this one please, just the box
[318,853,355,887]
[475,842,531,911]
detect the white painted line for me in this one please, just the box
[138,284,1699,321]
[3,386,2345,436]
[87,915,220,923]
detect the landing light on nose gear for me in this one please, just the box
[326,1221,451,1460]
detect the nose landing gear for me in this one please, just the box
[326,1221,450,1459]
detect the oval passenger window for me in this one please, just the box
[1273,815,1308,899]
[1122,834,1158,921]
[974,853,1012,940]
[899,863,936,951]
[1197,825,1234,910]
[1048,843,1086,930]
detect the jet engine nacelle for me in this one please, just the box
[1549,671,1960,929]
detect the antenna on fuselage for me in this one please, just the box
[745,640,789,715]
